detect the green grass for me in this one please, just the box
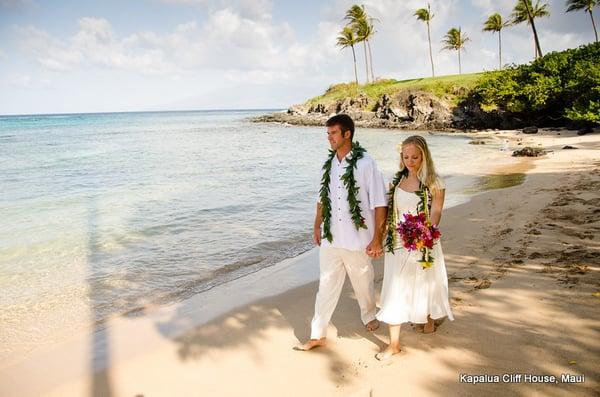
[305,72,483,109]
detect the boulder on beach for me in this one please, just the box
[577,126,594,136]
[512,147,546,157]
[522,126,539,134]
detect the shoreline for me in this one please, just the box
[0,134,513,369]
[1,128,599,396]
[0,124,510,369]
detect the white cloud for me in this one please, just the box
[16,6,306,81]
[17,25,83,71]
[17,18,175,74]
[5,73,51,89]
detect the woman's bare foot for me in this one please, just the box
[366,319,380,332]
[423,316,435,334]
[293,337,326,351]
[375,345,401,361]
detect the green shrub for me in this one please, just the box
[473,42,600,125]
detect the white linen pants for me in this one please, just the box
[310,246,377,339]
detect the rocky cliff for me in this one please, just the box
[251,88,520,131]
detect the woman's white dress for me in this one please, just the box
[376,186,454,325]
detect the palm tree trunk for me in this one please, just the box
[498,30,502,70]
[589,9,599,43]
[367,40,375,82]
[363,42,369,84]
[458,49,461,74]
[531,19,543,58]
[351,45,359,85]
[427,21,435,77]
[522,0,543,58]
[530,20,543,58]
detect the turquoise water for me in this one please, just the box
[0,110,509,350]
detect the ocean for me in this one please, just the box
[0,109,512,355]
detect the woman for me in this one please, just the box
[375,135,454,360]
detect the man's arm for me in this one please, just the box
[313,202,323,246]
[366,206,387,257]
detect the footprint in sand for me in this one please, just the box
[528,252,544,259]
[497,228,513,237]
[527,229,542,235]
[474,279,492,289]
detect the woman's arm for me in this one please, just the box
[430,188,445,226]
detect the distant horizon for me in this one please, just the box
[0,107,286,118]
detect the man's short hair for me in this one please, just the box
[326,113,355,140]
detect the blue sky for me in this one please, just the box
[0,0,597,115]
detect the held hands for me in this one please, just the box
[366,239,384,258]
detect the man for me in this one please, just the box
[296,113,388,351]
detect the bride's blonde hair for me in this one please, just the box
[397,135,444,193]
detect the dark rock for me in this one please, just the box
[512,147,546,157]
[469,140,486,145]
[562,145,578,150]
[522,126,538,134]
[371,90,453,129]
[309,103,326,114]
[577,126,594,135]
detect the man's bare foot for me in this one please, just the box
[375,345,401,361]
[423,316,435,334]
[366,319,380,332]
[293,337,326,351]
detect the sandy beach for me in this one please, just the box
[1,128,599,397]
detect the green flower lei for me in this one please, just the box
[384,171,433,254]
[319,141,367,243]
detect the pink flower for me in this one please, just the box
[396,212,441,264]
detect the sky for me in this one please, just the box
[0,0,597,115]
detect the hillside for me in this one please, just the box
[252,42,599,131]
[306,73,482,109]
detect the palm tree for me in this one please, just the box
[483,13,510,69]
[337,26,360,85]
[363,18,377,83]
[566,0,599,42]
[345,5,376,83]
[441,27,470,74]
[414,4,436,77]
[511,0,550,58]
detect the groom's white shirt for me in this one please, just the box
[318,152,387,251]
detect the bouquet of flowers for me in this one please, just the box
[396,212,441,269]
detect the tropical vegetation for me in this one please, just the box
[336,26,359,85]
[441,27,470,74]
[510,0,550,58]
[473,42,600,125]
[337,5,377,84]
[324,2,600,127]
[414,4,436,77]
[483,13,510,69]
[565,0,599,43]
